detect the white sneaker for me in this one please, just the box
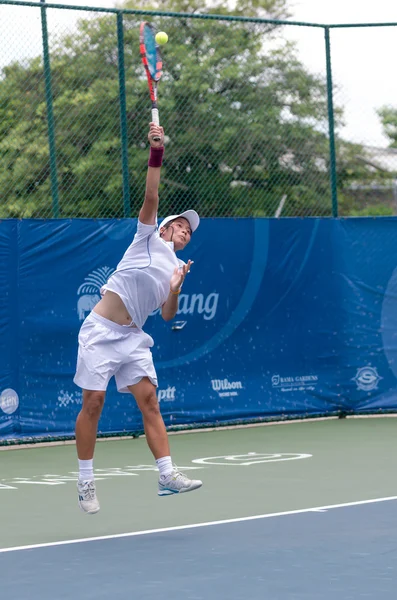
[77,480,100,514]
[158,468,203,496]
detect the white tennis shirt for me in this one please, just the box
[100,220,185,329]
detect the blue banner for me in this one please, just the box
[1,217,397,441]
[0,221,18,435]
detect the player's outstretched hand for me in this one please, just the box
[170,260,193,293]
[148,122,164,148]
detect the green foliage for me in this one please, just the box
[0,0,357,217]
[350,204,394,216]
[378,106,397,148]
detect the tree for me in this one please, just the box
[333,106,397,216]
[335,140,395,216]
[0,0,340,218]
[378,106,397,147]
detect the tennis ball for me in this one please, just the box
[155,31,168,45]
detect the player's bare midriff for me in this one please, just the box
[93,290,136,327]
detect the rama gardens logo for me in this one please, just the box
[353,366,382,392]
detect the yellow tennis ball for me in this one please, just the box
[155,31,168,45]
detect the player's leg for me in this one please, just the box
[75,389,106,459]
[73,312,124,514]
[76,390,106,460]
[127,377,203,496]
[128,377,169,458]
[74,390,105,515]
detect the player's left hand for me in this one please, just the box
[170,260,193,293]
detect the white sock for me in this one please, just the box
[156,456,173,478]
[78,459,94,482]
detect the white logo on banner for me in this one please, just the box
[77,266,218,323]
[77,266,115,321]
[157,386,176,403]
[271,374,318,393]
[0,388,19,415]
[211,379,243,398]
[150,292,219,321]
[57,390,83,407]
[353,366,382,391]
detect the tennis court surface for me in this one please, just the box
[1,418,396,599]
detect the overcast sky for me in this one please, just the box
[287,0,397,147]
[1,0,396,147]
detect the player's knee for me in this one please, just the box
[82,392,105,420]
[139,389,160,417]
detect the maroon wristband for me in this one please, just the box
[148,146,164,168]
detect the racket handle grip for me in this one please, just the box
[151,108,161,141]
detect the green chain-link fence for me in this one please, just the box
[1,0,397,218]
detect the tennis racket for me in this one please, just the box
[140,22,163,142]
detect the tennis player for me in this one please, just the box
[73,122,202,514]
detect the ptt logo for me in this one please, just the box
[353,366,382,392]
[157,386,176,403]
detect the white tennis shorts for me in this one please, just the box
[73,311,158,393]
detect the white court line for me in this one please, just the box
[1,495,397,554]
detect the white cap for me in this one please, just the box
[159,210,200,233]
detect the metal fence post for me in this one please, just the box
[40,0,60,218]
[324,26,338,217]
[117,11,131,218]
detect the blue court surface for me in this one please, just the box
[1,497,396,599]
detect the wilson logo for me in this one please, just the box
[211,379,243,398]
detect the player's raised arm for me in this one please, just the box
[138,123,165,225]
